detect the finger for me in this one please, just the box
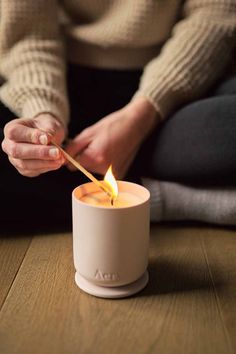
[65,151,96,173]
[114,148,139,179]
[4,122,49,145]
[65,130,91,157]
[2,139,62,160]
[16,167,59,178]
[9,156,64,172]
[34,117,66,145]
[76,148,108,175]
[34,114,63,135]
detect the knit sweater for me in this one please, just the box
[0,0,235,126]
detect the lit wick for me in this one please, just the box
[103,166,118,207]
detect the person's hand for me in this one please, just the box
[65,97,160,179]
[1,113,66,177]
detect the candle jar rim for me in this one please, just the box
[72,180,150,210]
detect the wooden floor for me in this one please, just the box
[0,222,235,354]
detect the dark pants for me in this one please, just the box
[1,64,236,229]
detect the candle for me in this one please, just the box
[72,180,150,298]
[79,190,142,207]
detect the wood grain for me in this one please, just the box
[201,227,236,352]
[0,235,32,309]
[0,225,235,354]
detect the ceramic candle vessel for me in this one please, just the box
[72,181,150,298]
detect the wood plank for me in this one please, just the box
[0,225,233,354]
[145,224,234,354]
[0,235,32,309]
[201,227,236,352]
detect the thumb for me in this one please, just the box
[33,114,66,145]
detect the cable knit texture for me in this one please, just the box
[0,0,235,124]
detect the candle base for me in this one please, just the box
[75,271,149,299]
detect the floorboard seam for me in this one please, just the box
[0,237,33,313]
[200,235,234,354]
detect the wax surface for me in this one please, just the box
[80,191,142,207]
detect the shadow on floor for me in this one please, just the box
[139,257,223,297]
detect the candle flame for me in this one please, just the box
[104,165,118,203]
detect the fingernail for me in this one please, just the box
[39,134,48,145]
[49,147,59,158]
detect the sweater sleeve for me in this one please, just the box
[0,0,69,127]
[133,0,236,119]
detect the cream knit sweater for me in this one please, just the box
[0,0,235,126]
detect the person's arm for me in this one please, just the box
[133,0,236,119]
[65,97,159,179]
[66,0,236,179]
[0,0,69,127]
[0,1,68,176]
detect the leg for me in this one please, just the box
[135,75,236,185]
[137,75,236,225]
